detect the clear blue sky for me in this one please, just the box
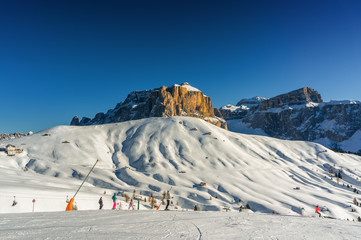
[1,0,360,133]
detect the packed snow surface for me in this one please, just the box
[1,210,360,240]
[1,116,361,237]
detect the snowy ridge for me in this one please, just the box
[1,117,361,221]
[220,104,249,112]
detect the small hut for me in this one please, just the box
[6,144,16,156]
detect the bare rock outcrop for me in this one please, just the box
[71,83,227,130]
[259,87,323,111]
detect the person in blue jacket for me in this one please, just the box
[112,193,117,209]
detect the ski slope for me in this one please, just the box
[1,210,360,240]
[1,117,361,222]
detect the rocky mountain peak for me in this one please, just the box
[71,83,227,129]
[259,87,323,111]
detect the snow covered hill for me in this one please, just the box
[1,117,361,221]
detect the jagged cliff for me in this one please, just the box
[220,87,361,153]
[71,83,227,129]
[259,87,323,110]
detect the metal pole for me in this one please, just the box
[72,159,99,199]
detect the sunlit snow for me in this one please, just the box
[1,117,361,239]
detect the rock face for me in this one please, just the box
[259,87,323,111]
[220,87,361,153]
[0,132,33,141]
[71,83,227,129]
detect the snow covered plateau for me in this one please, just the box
[1,117,361,239]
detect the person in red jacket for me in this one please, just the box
[315,205,321,217]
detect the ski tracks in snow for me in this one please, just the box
[162,213,202,240]
[191,222,203,240]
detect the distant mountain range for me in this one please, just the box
[71,84,360,154]
[220,87,361,154]
[5,83,358,154]
[0,132,33,141]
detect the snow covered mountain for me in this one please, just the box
[220,87,361,154]
[1,117,361,221]
[71,82,227,129]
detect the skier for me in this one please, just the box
[112,193,117,209]
[73,202,78,210]
[165,190,171,210]
[12,196,17,206]
[98,197,103,210]
[315,205,321,217]
[239,205,243,212]
[128,198,134,210]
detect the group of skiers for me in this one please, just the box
[98,190,171,210]
[99,191,323,217]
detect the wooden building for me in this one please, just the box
[6,144,16,156]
